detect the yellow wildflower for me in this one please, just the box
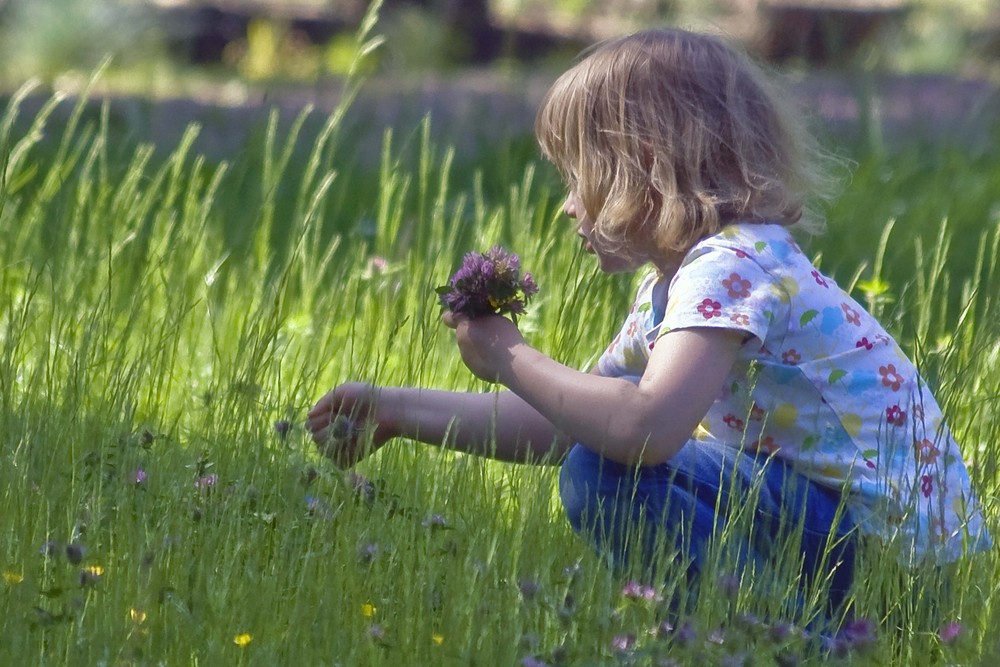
[233,633,253,647]
[432,633,444,646]
[3,572,23,585]
[361,602,377,618]
[130,608,147,624]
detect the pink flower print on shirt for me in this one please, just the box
[697,298,723,319]
[735,249,750,259]
[627,321,638,336]
[781,349,801,365]
[914,438,940,465]
[729,313,750,327]
[921,474,934,498]
[723,414,744,430]
[879,364,905,391]
[856,337,874,350]
[722,273,751,299]
[811,270,828,288]
[749,404,765,422]
[606,333,621,355]
[841,303,862,326]
[886,405,907,427]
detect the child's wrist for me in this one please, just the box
[375,386,402,440]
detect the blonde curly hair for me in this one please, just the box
[535,29,832,261]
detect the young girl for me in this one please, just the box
[307,28,991,613]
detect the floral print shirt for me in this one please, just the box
[597,223,991,563]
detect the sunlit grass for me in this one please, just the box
[2,48,1000,667]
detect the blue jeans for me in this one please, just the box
[559,440,857,612]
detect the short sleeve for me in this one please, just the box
[659,243,786,345]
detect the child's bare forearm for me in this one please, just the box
[383,387,570,463]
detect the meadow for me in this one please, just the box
[2,25,1000,667]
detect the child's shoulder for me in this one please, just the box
[708,221,798,250]
[681,222,803,270]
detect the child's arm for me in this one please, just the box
[445,312,742,466]
[307,382,571,466]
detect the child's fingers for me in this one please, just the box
[441,311,467,330]
[306,413,329,436]
[307,390,337,417]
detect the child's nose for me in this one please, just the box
[563,197,577,218]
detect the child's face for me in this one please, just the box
[563,191,645,274]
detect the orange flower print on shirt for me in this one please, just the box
[749,404,765,422]
[879,364,905,391]
[722,272,751,299]
[627,321,638,336]
[723,414,744,430]
[751,436,779,454]
[914,438,940,465]
[730,313,750,327]
[841,303,862,326]
[697,298,723,319]
[781,349,801,365]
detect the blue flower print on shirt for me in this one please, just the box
[820,307,844,335]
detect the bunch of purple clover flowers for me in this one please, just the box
[437,246,538,324]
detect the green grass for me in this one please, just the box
[2,55,1000,667]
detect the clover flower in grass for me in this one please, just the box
[839,617,877,651]
[367,624,387,643]
[437,246,538,323]
[611,634,636,652]
[194,474,218,491]
[621,580,663,602]
[939,621,964,644]
[79,565,104,587]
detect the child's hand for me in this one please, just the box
[443,311,526,383]
[307,382,394,467]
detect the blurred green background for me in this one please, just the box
[0,0,998,83]
[1,0,997,166]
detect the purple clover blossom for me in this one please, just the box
[839,617,877,651]
[521,657,549,667]
[194,474,218,491]
[620,580,663,602]
[611,634,636,652]
[939,621,963,644]
[437,246,539,323]
[274,420,292,439]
